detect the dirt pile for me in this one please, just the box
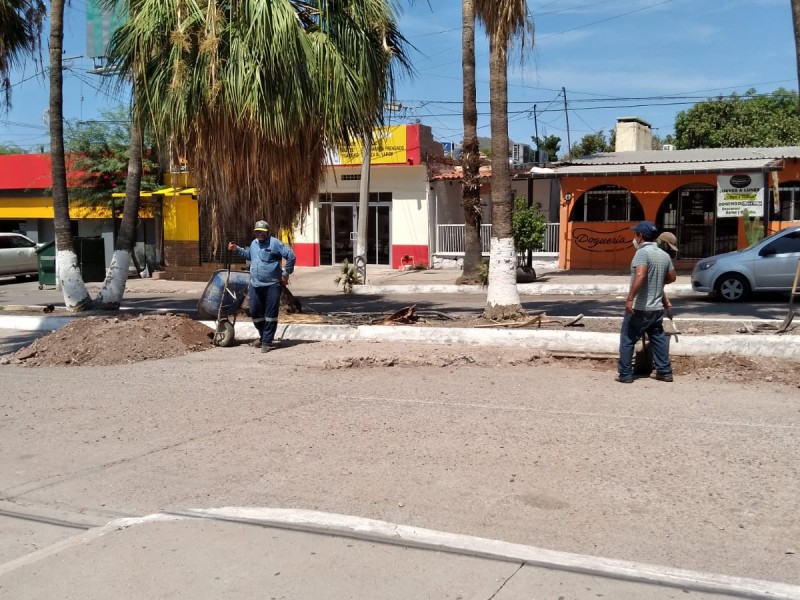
[2,313,214,367]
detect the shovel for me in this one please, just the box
[777,258,800,334]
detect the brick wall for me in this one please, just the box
[164,240,200,266]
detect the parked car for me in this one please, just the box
[0,233,41,281]
[691,225,800,302]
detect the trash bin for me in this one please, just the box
[75,237,106,282]
[35,240,56,290]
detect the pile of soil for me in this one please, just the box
[2,313,214,367]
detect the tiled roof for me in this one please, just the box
[430,165,493,181]
[429,163,536,181]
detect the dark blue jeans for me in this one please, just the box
[618,309,672,380]
[249,283,281,346]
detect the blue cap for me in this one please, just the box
[631,221,658,236]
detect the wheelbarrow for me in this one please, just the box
[197,267,251,347]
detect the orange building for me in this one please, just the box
[541,147,800,270]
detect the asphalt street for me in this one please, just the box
[0,275,794,321]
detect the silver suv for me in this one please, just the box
[0,233,40,281]
[691,225,800,301]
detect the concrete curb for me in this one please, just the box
[5,508,795,599]
[272,322,800,359]
[2,314,797,360]
[352,283,698,297]
[170,508,800,600]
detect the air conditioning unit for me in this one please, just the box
[512,143,531,163]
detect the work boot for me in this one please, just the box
[261,345,273,353]
[655,373,673,382]
[250,339,262,348]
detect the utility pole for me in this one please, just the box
[533,104,539,163]
[355,132,371,283]
[562,87,571,157]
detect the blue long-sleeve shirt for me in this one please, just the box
[235,236,296,287]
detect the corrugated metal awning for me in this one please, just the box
[537,158,784,178]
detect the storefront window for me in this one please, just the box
[570,185,644,222]
[770,182,800,222]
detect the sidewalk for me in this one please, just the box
[0,262,694,300]
[2,508,796,600]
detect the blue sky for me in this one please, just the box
[1,0,797,154]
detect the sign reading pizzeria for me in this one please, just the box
[716,173,764,217]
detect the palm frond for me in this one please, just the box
[103,0,411,255]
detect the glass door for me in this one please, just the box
[319,195,391,265]
[367,205,391,265]
[332,204,357,264]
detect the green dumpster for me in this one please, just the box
[35,240,56,289]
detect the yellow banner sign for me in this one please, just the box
[338,126,408,165]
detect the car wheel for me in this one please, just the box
[715,273,750,302]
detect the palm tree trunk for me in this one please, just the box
[792,0,800,112]
[484,37,523,319]
[96,120,144,308]
[50,0,91,310]
[456,0,483,285]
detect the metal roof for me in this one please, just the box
[562,146,800,166]
[547,158,784,178]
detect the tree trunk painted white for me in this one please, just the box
[95,249,131,308]
[56,249,92,310]
[485,235,522,316]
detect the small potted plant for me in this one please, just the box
[512,196,546,283]
[333,259,362,293]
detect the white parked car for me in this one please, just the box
[0,233,41,280]
[691,225,800,301]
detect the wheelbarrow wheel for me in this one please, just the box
[214,319,235,347]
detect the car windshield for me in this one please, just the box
[740,228,787,252]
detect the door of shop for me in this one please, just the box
[319,201,391,266]
[661,186,739,259]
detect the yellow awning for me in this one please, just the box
[112,191,153,198]
[111,186,196,198]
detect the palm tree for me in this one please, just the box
[456,0,483,285]
[104,0,411,256]
[792,0,800,112]
[475,0,532,320]
[95,116,144,308]
[50,0,92,309]
[0,0,46,109]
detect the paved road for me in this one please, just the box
[0,277,793,321]
[1,340,798,598]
